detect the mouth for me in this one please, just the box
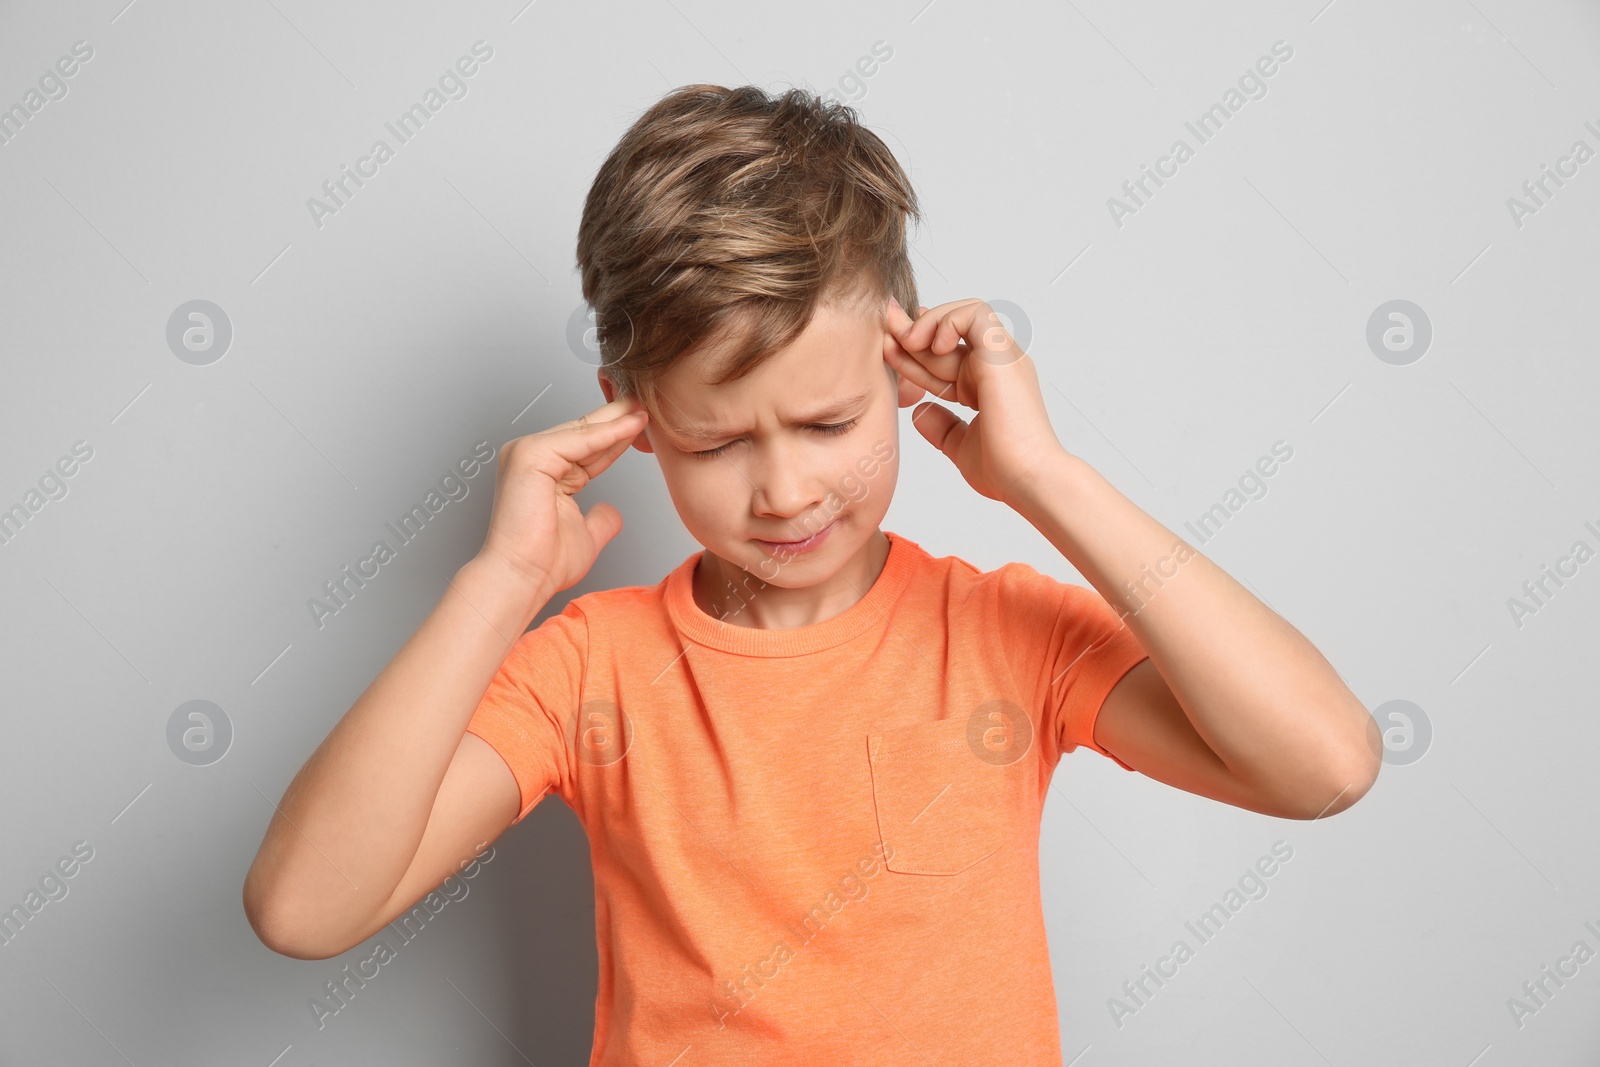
[753,519,837,556]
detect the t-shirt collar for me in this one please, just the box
[664,530,921,657]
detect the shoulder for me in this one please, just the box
[536,556,686,635]
[906,540,1097,624]
[895,535,1049,591]
[888,534,1065,620]
[565,579,664,613]
[887,531,979,581]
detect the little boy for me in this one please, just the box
[244,84,1380,1065]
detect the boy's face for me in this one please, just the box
[599,292,923,586]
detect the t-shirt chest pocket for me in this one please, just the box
[866,717,1028,876]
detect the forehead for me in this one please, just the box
[653,297,885,441]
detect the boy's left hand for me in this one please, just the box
[883,297,1069,506]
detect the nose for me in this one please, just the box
[749,439,826,524]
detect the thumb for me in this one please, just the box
[582,500,624,550]
[911,401,968,460]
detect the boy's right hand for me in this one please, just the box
[475,395,649,597]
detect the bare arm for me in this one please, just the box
[242,555,548,959]
[242,394,650,959]
[882,297,1380,821]
[1014,453,1380,820]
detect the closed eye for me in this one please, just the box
[689,418,860,460]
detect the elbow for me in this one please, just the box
[242,884,306,959]
[242,871,348,961]
[245,905,347,961]
[1297,748,1381,820]
[1288,705,1384,820]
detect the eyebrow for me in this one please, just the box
[667,390,872,443]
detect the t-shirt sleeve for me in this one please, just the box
[994,562,1150,772]
[464,599,587,825]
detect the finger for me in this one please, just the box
[893,368,927,408]
[886,296,936,339]
[889,300,934,326]
[574,421,645,480]
[886,301,969,385]
[537,403,646,439]
[929,301,1019,364]
[910,401,969,459]
[883,339,957,405]
[883,302,953,390]
[541,394,646,435]
[536,415,645,496]
[890,326,967,388]
[581,500,625,550]
[885,297,917,337]
[911,300,1017,365]
[540,411,650,471]
[589,392,646,418]
[896,298,987,352]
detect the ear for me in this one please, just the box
[884,361,926,409]
[597,370,655,453]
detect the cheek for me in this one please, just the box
[669,460,708,495]
[665,458,737,517]
[840,428,898,510]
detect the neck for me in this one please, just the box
[692,527,890,630]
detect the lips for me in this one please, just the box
[754,519,836,552]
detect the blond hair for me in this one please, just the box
[575,84,921,415]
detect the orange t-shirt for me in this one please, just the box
[465,529,1149,1066]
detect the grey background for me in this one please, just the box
[2,0,1597,1063]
